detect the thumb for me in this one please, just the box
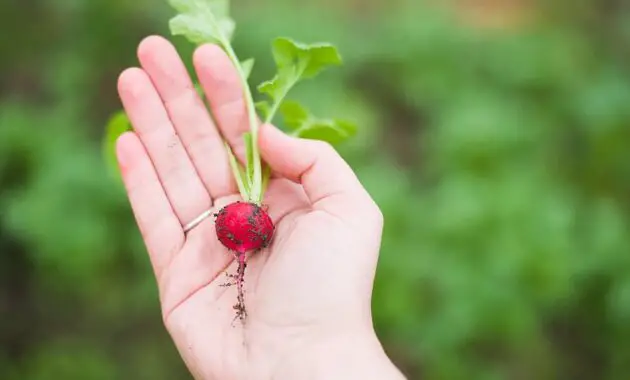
[258,124,379,218]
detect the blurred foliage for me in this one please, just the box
[2,0,630,379]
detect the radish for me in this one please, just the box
[214,201,275,320]
[215,201,274,253]
[104,0,357,323]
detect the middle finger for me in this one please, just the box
[137,35,237,199]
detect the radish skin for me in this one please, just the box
[215,201,275,320]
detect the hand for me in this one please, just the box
[115,35,405,380]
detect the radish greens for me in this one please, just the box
[104,0,356,205]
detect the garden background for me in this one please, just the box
[1,0,630,379]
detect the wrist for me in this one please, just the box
[272,327,406,380]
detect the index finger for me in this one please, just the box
[193,44,251,161]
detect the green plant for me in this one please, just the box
[104,0,356,203]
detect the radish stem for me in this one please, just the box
[223,44,263,205]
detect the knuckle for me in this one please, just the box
[163,85,198,110]
[309,139,336,156]
[215,96,244,119]
[160,164,188,190]
[367,198,384,226]
[125,173,153,198]
[374,204,385,227]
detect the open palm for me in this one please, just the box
[116,36,393,380]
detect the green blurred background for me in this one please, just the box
[2,0,630,379]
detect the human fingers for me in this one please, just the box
[137,36,236,199]
[193,44,250,161]
[116,131,184,279]
[258,124,382,225]
[117,66,212,226]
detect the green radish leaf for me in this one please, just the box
[279,100,309,130]
[295,121,357,144]
[103,110,132,178]
[255,101,271,121]
[225,142,249,198]
[194,82,205,99]
[280,101,357,144]
[242,132,255,188]
[257,37,342,123]
[272,37,342,79]
[167,0,264,204]
[261,164,271,194]
[241,58,255,79]
[162,1,353,206]
[167,0,235,45]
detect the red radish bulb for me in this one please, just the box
[215,201,275,253]
[214,201,275,322]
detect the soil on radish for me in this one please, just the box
[214,201,275,321]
